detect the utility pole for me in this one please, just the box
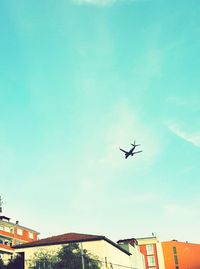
[80,243,85,269]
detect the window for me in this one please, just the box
[4,226,10,233]
[29,232,34,239]
[0,226,4,231]
[17,228,23,236]
[173,246,177,254]
[15,240,22,245]
[147,256,156,266]
[146,244,154,255]
[174,255,179,265]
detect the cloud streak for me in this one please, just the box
[72,0,147,6]
[163,202,200,219]
[75,101,161,197]
[168,123,200,147]
[72,0,116,6]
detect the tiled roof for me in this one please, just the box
[13,232,131,255]
[14,233,102,248]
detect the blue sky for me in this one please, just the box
[0,0,200,243]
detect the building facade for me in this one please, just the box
[162,240,200,269]
[136,236,165,269]
[14,232,134,269]
[0,215,39,261]
[118,236,165,269]
[117,238,146,269]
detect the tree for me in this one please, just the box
[32,243,101,269]
[0,258,5,269]
[4,255,24,269]
[31,250,57,269]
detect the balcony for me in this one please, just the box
[0,243,14,253]
[0,229,14,239]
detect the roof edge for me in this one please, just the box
[14,236,131,255]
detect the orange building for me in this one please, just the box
[0,215,39,261]
[162,240,200,269]
[136,236,165,269]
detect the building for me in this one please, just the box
[118,236,165,269]
[162,240,200,269]
[0,196,39,261]
[14,232,134,269]
[0,215,39,261]
[117,238,146,269]
[136,236,165,269]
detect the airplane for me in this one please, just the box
[120,141,142,159]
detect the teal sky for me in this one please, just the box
[1,0,200,243]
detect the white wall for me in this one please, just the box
[156,242,165,269]
[15,240,132,269]
[118,243,146,269]
[82,240,131,268]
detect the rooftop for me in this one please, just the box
[14,232,131,255]
[0,216,39,234]
[117,238,138,247]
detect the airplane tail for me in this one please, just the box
[131,143,140,147]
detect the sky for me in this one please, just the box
[0,0,200,244]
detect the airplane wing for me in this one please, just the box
[133,151,142,154]
[120,148,128,154]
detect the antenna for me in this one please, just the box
[0,196,3,215]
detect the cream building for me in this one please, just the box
[14,232,134,269]
[136,236,165,269]
[117,238,146,269]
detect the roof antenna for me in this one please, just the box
[0,196,3,215]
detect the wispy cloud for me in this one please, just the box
[166,95,200,112]
[72,0,116,6]
[167,123,200,147]
[101,102,161,165]
[76,101,161,194]
[131,47,163,95]
[117,192,159,204]
[72,0,147,6]
[163,202,200,219]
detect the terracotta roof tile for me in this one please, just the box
[14,233,104,248]
[13,232,131,255]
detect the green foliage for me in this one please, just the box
[4,255,23,269]
[32,243,100,269]
[55,243,82,269]
[0,258,5,269]
[31,250,57,269]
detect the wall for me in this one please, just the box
[82,240,131,268]
[15,240,132,269]
[0,220,38,263]
[137,237,165,269]
[162,241,200,269]
[118,242,146,269]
